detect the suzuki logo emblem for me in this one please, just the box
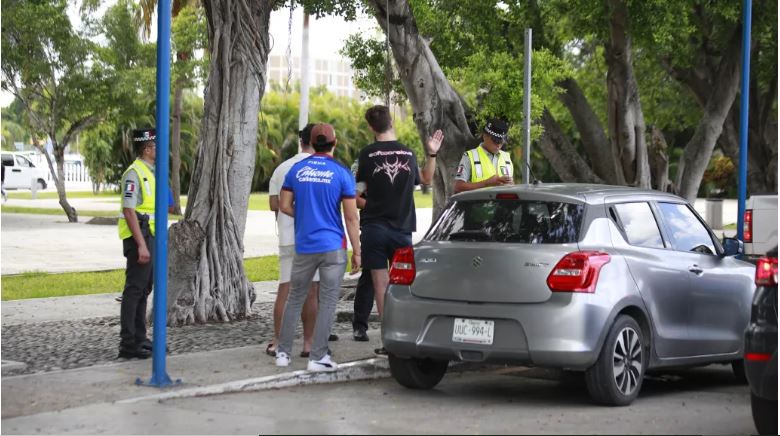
[472,256,483,268]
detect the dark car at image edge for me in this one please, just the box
[745,247,778,435]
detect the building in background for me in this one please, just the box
[266,54,360,99]
[265,7,375,102]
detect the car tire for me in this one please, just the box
[731,359,748,384]
[585,315,645,406]
[388,354,448,390]
[36,179,46,190]
[751,393,778,435]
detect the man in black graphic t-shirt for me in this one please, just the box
[355,105,443,354]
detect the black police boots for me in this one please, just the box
[118,345,151,359]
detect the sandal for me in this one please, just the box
[265,343,276,357]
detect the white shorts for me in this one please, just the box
[279,245,320,284]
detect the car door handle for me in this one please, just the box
[11,169,21,172]
[688,265,704,275]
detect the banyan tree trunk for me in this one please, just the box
[166,0,273,325]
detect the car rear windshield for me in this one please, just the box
[426,199,585,243]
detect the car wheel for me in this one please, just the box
[751,393,778,435]
[731,359,748,384]
[585,315,645,406]
[36,179,46,190]
[388,354,448,390]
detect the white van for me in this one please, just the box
[1,152,48,190]
[744,194,778,258]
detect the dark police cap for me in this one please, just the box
[132,128,156,143]
[483,118,509,141]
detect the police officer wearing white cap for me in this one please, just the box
[117,128,157,359]
[453,118,514,193]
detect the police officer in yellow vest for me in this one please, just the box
[454,118,514,193]
[117,128,157,359]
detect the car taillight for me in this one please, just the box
[755,257,778,286]
[389,246,416,285]
[495,193,519,200]
[743,209,753,243]
[547,251,611,293]
[745,352,772,362]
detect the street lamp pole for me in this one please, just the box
[736,0,752,242]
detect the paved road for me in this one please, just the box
[1,208,434,275]
[2,364,754,434]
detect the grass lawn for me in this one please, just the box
[1,252,357,301]
[0,205,118,218]
[2,255,282,301]
[2,191,434,215]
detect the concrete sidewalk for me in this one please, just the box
[2,278,386,421]
[1,328,386,420]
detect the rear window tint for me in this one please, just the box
[427,200,584,243]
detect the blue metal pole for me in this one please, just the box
[736,0,752,242]
[149,0,173,387]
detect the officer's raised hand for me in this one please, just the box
[426,129,444,155]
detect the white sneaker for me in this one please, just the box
[307,354,338,372]
[275,351,291,367]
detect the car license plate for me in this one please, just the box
[452,318,494,345]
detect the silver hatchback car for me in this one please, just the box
[382,184,755,406]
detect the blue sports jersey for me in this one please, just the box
[282,154,356,254]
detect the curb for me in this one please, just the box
[1,360,28,375]
[118,357,390,404]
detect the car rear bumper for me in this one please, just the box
[382,286,612,370]
[745,323,777,400]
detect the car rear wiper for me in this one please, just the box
[448,230,491,241]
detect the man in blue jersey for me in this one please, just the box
[277,123,362,372]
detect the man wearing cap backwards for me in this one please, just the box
[355,105,443,355]
[116,128,157,359]
[276,123,362,372]
[453,118,514,193]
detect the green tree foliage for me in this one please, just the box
[171,5,208,88]
[254,83,423,191]
[1,0,113,221]
[341,33,406,104]
[336,0,776,196]
[1,100,30,150]
[81,0,157,193]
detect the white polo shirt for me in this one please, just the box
[268,153,312,246]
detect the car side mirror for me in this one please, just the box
[722,237,744,257]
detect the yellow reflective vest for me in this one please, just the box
[466,145,513,183]
[118,159,156,239]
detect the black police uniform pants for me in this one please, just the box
[352,268,374,333]
[120,230,154,351]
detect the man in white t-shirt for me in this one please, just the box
[267,124,321,357]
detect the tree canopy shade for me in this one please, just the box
[1,0,112,221]
[335,0,777,206]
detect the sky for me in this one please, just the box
[0,4,378,108]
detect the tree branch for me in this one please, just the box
[557,77,623,184]
[539,108,604,184]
